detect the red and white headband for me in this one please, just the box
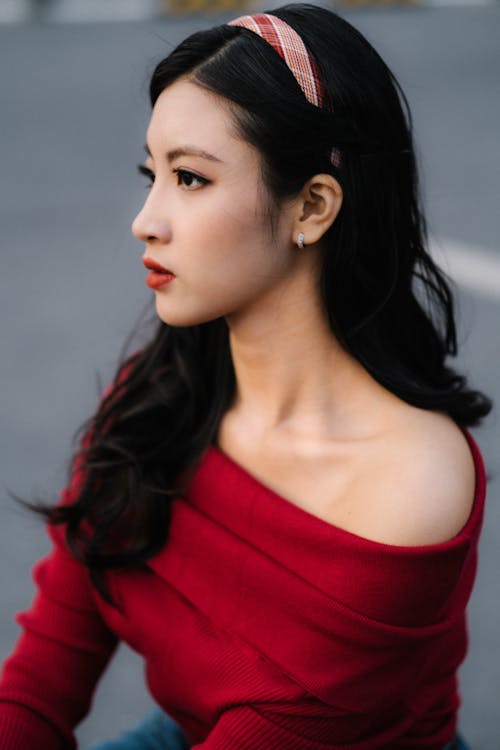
[228,12,341,167]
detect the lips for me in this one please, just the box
[142,256,176,290]
[142,257,175,276]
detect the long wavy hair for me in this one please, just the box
[35,3,491,599]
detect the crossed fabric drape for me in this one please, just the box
[0,429,486,749]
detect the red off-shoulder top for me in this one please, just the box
[0,429,487,749]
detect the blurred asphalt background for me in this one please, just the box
[0,0,499,746]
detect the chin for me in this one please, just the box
[154,299,227,328]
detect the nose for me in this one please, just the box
[131,197,172,245]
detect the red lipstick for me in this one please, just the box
[143,257,176,290]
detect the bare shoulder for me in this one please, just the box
[343,409,477,547]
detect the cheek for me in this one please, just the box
[194,187,273,269]
[155,182,288,326]
[201,220,276,292]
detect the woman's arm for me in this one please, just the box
[191,703,378,750]
[0,362,142,748]
[0,528,118,749]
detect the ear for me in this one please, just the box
[292,174,343,246]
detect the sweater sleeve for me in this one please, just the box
[192,705,308,750]
[0,528,118,749]
[0,357,141,748]
[191,702,379,750]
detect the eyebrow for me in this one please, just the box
[144,143,224,164]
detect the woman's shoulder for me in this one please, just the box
[334,408,477,548]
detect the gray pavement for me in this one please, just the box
[1,6,499,747]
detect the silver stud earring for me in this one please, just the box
[297,232,305,249]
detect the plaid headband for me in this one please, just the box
[228,12,341,167]
[228,13,325,108]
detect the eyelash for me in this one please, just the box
[137,164,209,190]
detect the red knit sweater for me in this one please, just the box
[0,430,486,749]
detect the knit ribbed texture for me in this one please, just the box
[0,704,67,749]
[0,429,486,749]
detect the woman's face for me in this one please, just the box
[131,77,297,327]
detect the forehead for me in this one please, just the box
[147,78,244,157]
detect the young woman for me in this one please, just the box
[0,4,491,749]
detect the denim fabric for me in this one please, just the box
[87,709,469,750]
[443,736,471,750]
[87,709,192,750]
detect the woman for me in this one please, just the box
[0,4,491,749]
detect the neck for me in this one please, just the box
[224,259,390,442]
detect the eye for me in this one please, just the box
[137,164,154,188]
[172,168,209,190]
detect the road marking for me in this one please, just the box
[422,0,495,6]
[430,237,500,301]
